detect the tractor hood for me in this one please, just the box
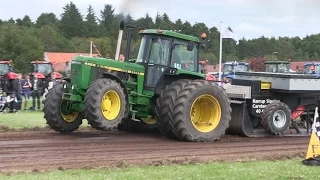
[70,56,145,90]
[72,56,145,75]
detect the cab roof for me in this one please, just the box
[305,62,320,66]
[224,61,249,65]
[265,60,290,64]
[0,60,12,64]
[139,29,200,43]
[31,60,52,64]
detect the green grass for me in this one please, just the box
[0,158,317,180]
[0,97,93,130]
[0,111,91,130]
[0,111,47,129]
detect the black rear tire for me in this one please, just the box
[261,102,291,135]
[84,78,127,131]
[168,79,232,142]
[155,79,190,138]
[43,84,83,133]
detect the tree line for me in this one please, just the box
[0,1,319,73]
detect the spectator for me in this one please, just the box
[0,88,7,113]
[15,73,24,111]
[43,73,62,104]
[48,73,59,90]
[21,74,32,110]
[30,75,43,111]
[6,76,19,113]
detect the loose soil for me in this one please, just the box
[0,128,309,173]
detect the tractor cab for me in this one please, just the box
[304,63,320,74]
[223,61,249,77]
[135,29,202,88]
[265,60,290,73]
[0,60,16,93]
[0,60,13,76]
[31,61,53,78]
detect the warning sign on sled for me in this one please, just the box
[252,99,281,114]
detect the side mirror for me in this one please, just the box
[187,41,194,51]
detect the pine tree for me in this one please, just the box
[84,5,99,38]
[36,13,58,28]
[58,2,84,38]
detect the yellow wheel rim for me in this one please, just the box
[190,94,221,133]
[101,90,121,120]
[61,112,79,123]
[141,116,157,125]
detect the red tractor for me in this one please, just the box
[0,60,18,93]
[30,61,63,94]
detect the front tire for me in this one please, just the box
[261,102,291,135]
[84,78,127,131]
[168,79,232,142]
[43,84,83,133]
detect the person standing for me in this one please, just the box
[30,75,42,111]
[16,73,23,111]
[48,72,60,90]
[6,76,18,113]
[21,74,32,110]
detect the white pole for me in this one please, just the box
[90,41,93,57]
[218,21,223,82]
[115,30,123,61]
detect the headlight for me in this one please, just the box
[71,85,75,90]
[63,84,67,89]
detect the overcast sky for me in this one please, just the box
[1,0,319,39]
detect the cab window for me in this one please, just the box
[171,40,198,72]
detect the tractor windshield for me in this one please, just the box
[266,63,289,73]
[223,64,248,74]
[235,64,248,72]
[0,64,10,76]
[136,36,171,66]
[223,65,233,74]
[34,63,53,75]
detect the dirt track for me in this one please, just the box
[0,128,310,173]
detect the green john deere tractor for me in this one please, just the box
[43,21,232,142]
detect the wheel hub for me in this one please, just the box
[190,94,221,133]
[60,101,79,123]
[101,90,121,120]
[273,110,286,128]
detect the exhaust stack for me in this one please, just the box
[125,25,135,61]
[115,20,125,61]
